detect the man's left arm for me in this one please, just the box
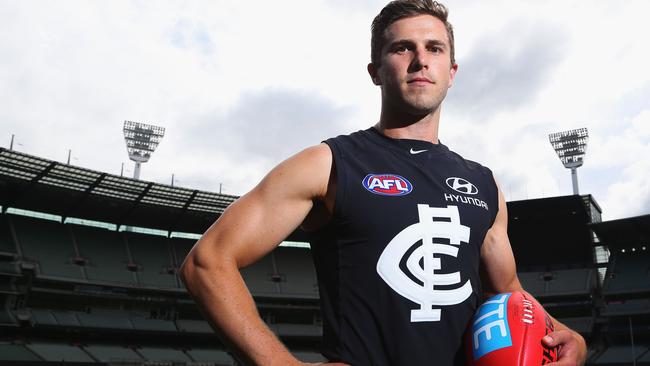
[480,185,587,366]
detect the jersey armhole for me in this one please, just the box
[487,169,499,228]
[323,139,348,218]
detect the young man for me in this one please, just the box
[180,1,588,365]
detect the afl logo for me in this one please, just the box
[363,174,413,196]
[445,177,478,195]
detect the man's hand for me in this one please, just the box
[543,329,587,366]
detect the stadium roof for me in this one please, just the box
[0,147,239,234]
[590,214,650,248]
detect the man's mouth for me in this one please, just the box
[407,77,433,84]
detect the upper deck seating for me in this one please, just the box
[275,247,318,298]
[603,251,650,295]
[72,224,136,285]
[240,252,278,296]
[126,232,177,288]
[12,215,82,280]
[518,268,594,297]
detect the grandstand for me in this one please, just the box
[1,147,648,365]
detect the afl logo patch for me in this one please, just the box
[445,177,478,195]
[363,174,413,196]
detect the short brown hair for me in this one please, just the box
[371,0,455,67]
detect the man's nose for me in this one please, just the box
[409,48,429,72]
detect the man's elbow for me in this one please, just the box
[178,251,198,290]
[179,241,211,290]
[178,242,237,291]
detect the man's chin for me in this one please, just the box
[403,103,437,117]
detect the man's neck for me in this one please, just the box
[375,106,441,144]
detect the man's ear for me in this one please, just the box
[367,63,381,85]
[448,63,458,88]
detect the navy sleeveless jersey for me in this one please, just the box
[310,128,499,366]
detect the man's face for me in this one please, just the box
[369,14,458,116]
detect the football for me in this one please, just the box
[466,291,558,365]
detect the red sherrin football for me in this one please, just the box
[466,291,558,366]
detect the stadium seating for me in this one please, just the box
[126,232,178,288]
[293,351,327,363]
[137,346,192,362]
[517,268,594,297]
[275,246,318,298]
[602,298,650,316]
[27,342,94,362]
[185,349,234,364]
[30,308,61,326]
[11,215,83,280]
[131,311,178,332]
[640,350,650,363]
[76,308,134,330]
[84,344,144,363]
[50,310,82,327]
[517,271,546,296]
[0,342,42,361]
[603,251,650,295]
[275,323,323,337]
[171,237,195,267]
[176,318,213,333]
[556,317,594,335]
[240,251,278,296]
[72,224,137,285]
[0,214,16,255]
[0,340,238,364]
[1,193,648,365]
[593,345,648,364]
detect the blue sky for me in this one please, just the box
[1,0,649,221]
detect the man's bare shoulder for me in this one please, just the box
[256,143,333,201]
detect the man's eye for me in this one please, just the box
[429,46,442,53]
[394,45,410,53]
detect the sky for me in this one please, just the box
[1,0,649,221]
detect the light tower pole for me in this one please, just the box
[549,128,589,195]
[123,121,165,180]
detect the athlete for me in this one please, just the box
[180,1,587,365]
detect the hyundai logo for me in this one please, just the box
[445,177,478,195]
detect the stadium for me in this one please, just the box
[1,133,649,365]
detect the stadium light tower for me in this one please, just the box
[123,121,165,180]
[549,127,589,195]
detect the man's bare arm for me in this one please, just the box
[179,144,344,366]
[480,185,587,366]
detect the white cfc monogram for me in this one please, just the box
[377,204,472,322]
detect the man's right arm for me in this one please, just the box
[179,143,344,366]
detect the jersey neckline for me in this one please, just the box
[363,127,450,156]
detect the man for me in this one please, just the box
[180,1,588,365]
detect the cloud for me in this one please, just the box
[167,19,216,56]
[606,81,650,123]
[447,20,568,118]
[184,88,353,160]
[324,0,384,14]
[159,88,355,194]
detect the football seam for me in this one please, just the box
[518,293,531,366]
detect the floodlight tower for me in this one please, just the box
[549,128,589,195]
[123,121,165,180]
